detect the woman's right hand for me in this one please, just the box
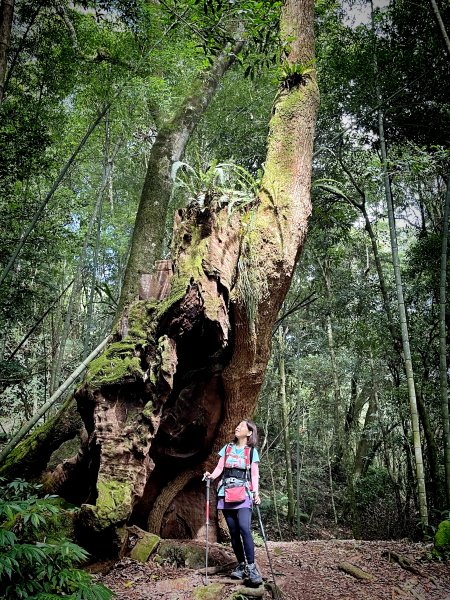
[203,471,213,480]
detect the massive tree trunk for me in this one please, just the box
[78,0,316,549]
[0,38,242,480]
[3,0,318,554]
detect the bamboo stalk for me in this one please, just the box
[430,0,450,56]
[0,336,109,465]
[439,175,450,506]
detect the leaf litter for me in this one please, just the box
[93,539,450,600]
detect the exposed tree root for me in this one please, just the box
[338,561,376,581]
[381,550,424,576]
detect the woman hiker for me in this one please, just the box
[203,420,263,586]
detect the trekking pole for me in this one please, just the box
[255,504,280,599]
[202,475,211,585]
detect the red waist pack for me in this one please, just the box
[224,485,247,503]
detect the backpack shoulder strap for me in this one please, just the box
[224,443,233,465]
[245,446,254,490]
[244,446,251,468]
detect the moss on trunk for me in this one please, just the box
[0,397,83,481]
[117,40,244,315]
[2,3,318,554]
[64,203,241,542]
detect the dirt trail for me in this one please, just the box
[96,540,450,600]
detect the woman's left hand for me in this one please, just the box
[253,492,261,505]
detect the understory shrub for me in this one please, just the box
[351,467,414,539]
[0,477,113,599]
[433,519,450,560]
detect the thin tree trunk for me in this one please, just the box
[316,257,342,454]
[0,104,111,287]
[0,0,14,104]
[353,395,377,478]
[439,174,450,507]
[361,205,402,354]
[430,0,450,56]
[278,326,295,525]
[345,370,359,433]
[116,37,244,315]
[0,336,109,466]
[353,351,379,478]
[370,0,428,526]
[42,327,48,404]
[327,445,338,525]
[416,387,441,509]
[377,107,428,527]
[83,201,102,359]
[267,453,283,540]
[326,314,341,444]
[296,397,301,538]
[260,393,271,455]
[51,133,121,392]
[381,423,404,526]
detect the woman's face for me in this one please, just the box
[235,421,250,439]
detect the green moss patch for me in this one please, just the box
[45,508,77,544]
[46,437,81,471]
[127,300,157,340]
[155,540,206,568]
[85,299,160,388]
[86,344,144,387]
[0,397,76,478]
[433,520,450,559]
[193,583,224,600]
[141,401,154,419]
[130,531,160,562]
[155,279,190,320]
[94,477,133,527]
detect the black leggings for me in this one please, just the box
[222,508,254,564]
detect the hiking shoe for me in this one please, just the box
[230,562,247,579]
[245,562,263,586]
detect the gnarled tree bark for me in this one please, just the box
[76,0,317,549]
[2,0,319,555]
[0,37,243,484]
